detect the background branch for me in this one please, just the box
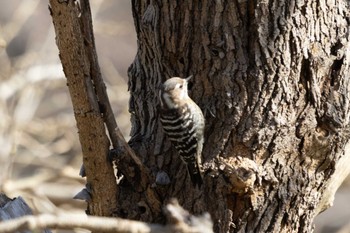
[0,200,213,233]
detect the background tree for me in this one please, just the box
[49,0,350,232]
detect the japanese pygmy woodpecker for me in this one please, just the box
[159,76,205,187]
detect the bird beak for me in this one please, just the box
[185,75,193,82]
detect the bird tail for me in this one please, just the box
[187,162,203,188]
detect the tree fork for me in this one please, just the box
[49,0,161,219]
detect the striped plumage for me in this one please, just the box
[159,76,205,187]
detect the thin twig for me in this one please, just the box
[0,208,213,233]
[0,213,165,233]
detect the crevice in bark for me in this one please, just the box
[300,57,312,105]
[329,56,344,88]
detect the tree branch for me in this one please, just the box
[75,0,161,213]
[49,0,161,216]
[0,214,163,233]
[0,201,213,233]
[49,0,117,216]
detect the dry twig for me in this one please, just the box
[0,200,213,233]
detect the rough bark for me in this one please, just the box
[49,0,117,217]
[120,0,350,232]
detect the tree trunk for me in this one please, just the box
[118,0,350,232]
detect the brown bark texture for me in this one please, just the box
[122,0,350,232]
[49,0,118,218]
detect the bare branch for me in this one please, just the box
[49,0,161,217]
[49,0,117,216]
[0,201,213,233]
[73,0,162,213]
[0,214,164,233]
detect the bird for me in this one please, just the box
[159,76,205,187]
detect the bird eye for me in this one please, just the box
[179,85,183,89]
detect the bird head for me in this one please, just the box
[160,76,192,109]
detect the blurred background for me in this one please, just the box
[0,1,133,232]
[0,1,349,232]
